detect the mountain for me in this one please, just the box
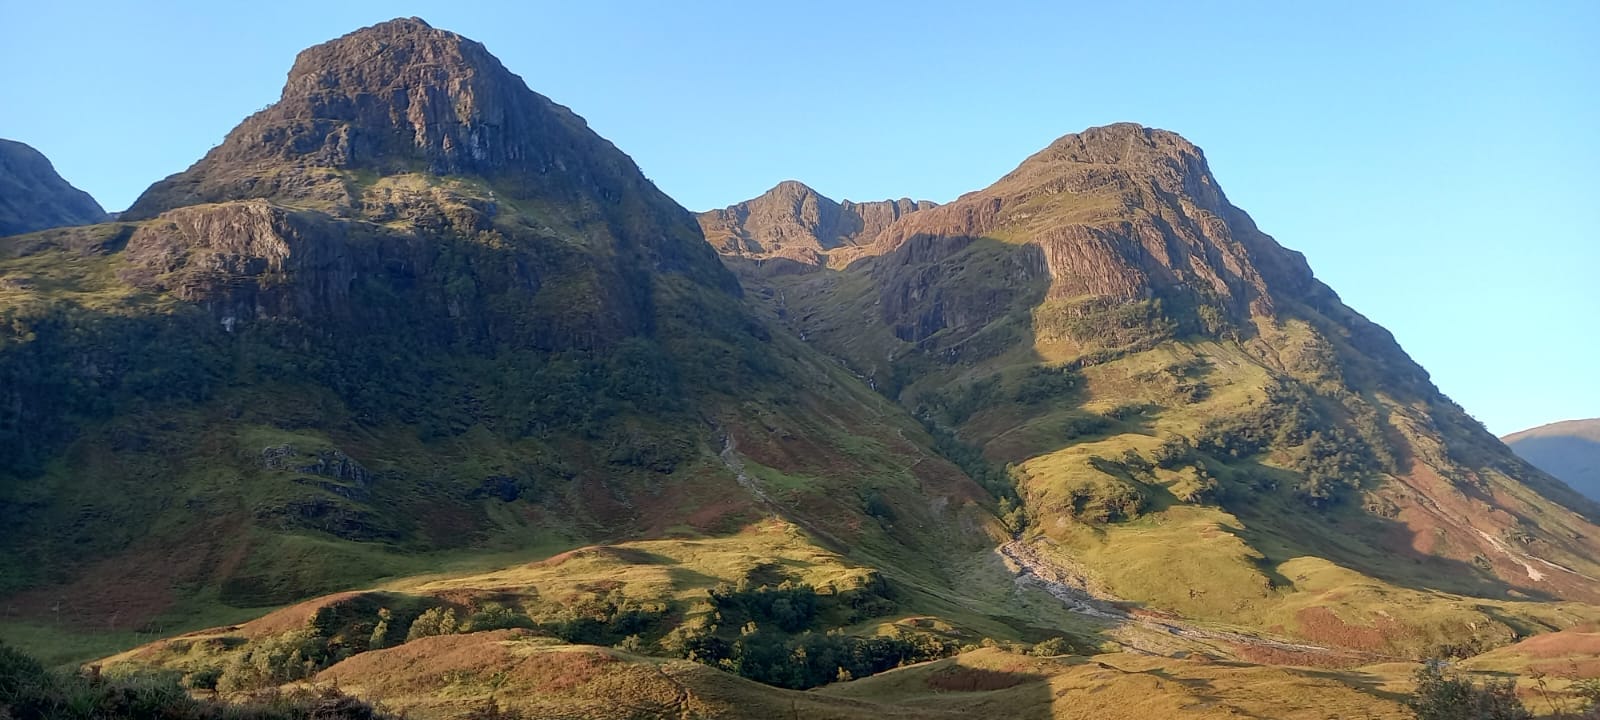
[717,122,1600,641]
[1504,419,1600,501]
[697,180,934,267]
[0,17,995,647]
[5,17,1600,720]
[0,139,107,236]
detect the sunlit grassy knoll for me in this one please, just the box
[819,646,1409,719]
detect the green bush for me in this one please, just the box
[0,643,389,719]
[405,607,460,642]
[462,603,535,632]
[1405,660,1530,720]
[1013,365,1082,405]
[216,630,320,693]
[537,589,671,646]
[717,628,956,690]
[1151,435,1197,469]
[1059,413,1113,441]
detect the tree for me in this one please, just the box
[1406,660,1531,720]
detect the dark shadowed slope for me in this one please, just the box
[0,139,107,236]
[1505,418,1600,501]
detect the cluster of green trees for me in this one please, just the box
[0,643,387,720]
[194,572,923,695]
[1192,381,1383,507]
[668,623,957,690]
[1034,297,1179,354]
[1012,365,1083,405]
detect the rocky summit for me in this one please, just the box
[0,139,106,236]
[2,16,1597,720]
[697,180,934,267]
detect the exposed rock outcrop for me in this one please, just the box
[697,180,933,266]
[0,139,107,236]
[125,17,734,295]
[864,124,1312,334]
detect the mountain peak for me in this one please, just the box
[121,19,737,294]
[125,18,654,219]
[995,123,1223,211]
[0,139,107,236]
[699,182,935,266]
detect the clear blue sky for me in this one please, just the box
[1,1,1595,435]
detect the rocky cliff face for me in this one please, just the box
[0,139,107,236]
[697,180,933,266]
[861,124,1325,343]
[126,17,732,295]
[110,17,741,348]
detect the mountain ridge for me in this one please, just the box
[1504,418,1600,502]
[697,179,935,267]
[0,139,107,236]
[710,119,1600,614]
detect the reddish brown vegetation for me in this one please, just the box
[1233,644,1367,669]
[1293,606,1408,653]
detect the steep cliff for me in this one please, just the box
[0,139,107,236]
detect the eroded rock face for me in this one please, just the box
[125,17,733,295]
[864,124,1314,331]
[0,139,107,237]
[116,197,656,350]
[697,180,934,265]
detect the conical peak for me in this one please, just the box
[224,16,537,175]
[764,179,826,200]
[280,17,494,101]
[987,122,1227,218]
[126,19,649,218]
[1040,122,1201,163]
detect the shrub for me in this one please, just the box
[463,602,535,632]
[406,607,460,642]
[1013,366,1082,405]
[1029,637,1073,657]
[216,630,320,692]
[709,582,819,633]
[537,589,671,645]
[1405,660,1531,720]
[1059,413,1112,441]
[0,643,391,719]
[1152,435,1197,469]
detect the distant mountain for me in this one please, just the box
[697,180,933,267]
[0,139,106,236]
[1504,419,1600,501]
